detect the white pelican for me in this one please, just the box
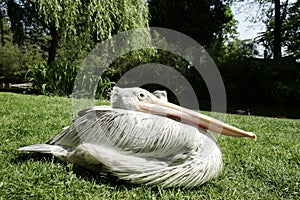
[19,87,256,188]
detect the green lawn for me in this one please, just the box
[0,92,299,199]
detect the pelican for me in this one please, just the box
[19,87,256,188]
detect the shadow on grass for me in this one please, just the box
[71,164,139,190]
[71,164,212,192]
[13,150,56,163]
[14,151,150,190]
[14,151,208,192]
[71,165,210,192]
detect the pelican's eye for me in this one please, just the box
[138,92,146,100]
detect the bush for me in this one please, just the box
[27,62,78,96]
[218,56,300,104]
[27,61,115,99]
[95,77,115,100]
[0,43,42,83]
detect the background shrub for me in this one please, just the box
[27,61,115,99]
[0,43,42,83]
[26,62,78,96]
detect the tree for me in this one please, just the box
[148,0,237,49]
[273,0,282,61]
[0,9,11,46]
[262,0,299,61]
[3,0,149,65]
[282,0,299,59]
[242,0,299,61]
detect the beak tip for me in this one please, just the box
[250,132,257,140]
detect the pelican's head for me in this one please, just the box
[111,87,160,110]
[110,87,256,139]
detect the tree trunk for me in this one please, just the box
[48,27,59,66]
[273,0,282,62]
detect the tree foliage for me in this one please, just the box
[250,0,300,60]
[149,0,237,48]
[2,0,149,65]
[1,0,149,96]
[0,6,11,46]
[282,0,300,59]
[0,12,42,83]
[1,0,299,105]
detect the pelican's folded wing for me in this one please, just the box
[46,106,112,148]
[47,108,206,158]
[77,106,112,117]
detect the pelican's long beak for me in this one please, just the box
[138,100,256,139]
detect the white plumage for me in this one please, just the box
[19,87,255,188]
[152,90,168,102]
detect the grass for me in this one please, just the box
[0,92,299,199]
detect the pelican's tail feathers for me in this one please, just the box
[18,144,68,157]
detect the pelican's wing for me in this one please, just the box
[46,106,112,148]
[48,108,208,158]
[77,106,112,117]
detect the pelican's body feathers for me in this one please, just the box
[20,107,222,187]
